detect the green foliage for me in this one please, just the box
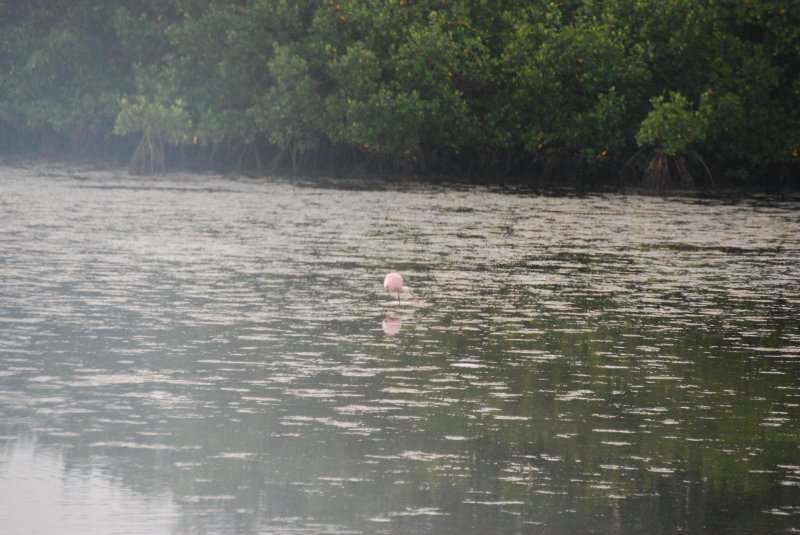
[393,7,487,150]
[248,44,325,171]
[114,96,192,144]
[346,87,426,157]
[498,3,649,164]
[114,95,192,174]
[328,42,381,101]
[0,1,129,150]
[0,0,798,185]
[636,91,708,157]
[250,45,324,149]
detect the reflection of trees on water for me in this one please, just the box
[2,295,798,533]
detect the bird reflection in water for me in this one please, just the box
[382,316,403,336]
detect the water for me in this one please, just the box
[1,163,799,534]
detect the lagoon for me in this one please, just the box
[1,164,799,534]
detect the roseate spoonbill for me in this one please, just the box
[383,272,404,301]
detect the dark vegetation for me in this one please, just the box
[1,0,799,189]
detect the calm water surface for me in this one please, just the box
[1,164,799,534]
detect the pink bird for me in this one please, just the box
[383,272,405,300]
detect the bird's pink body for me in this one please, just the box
[383,272,419,304]
[383,272,403,301]
[383,272,404,297]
